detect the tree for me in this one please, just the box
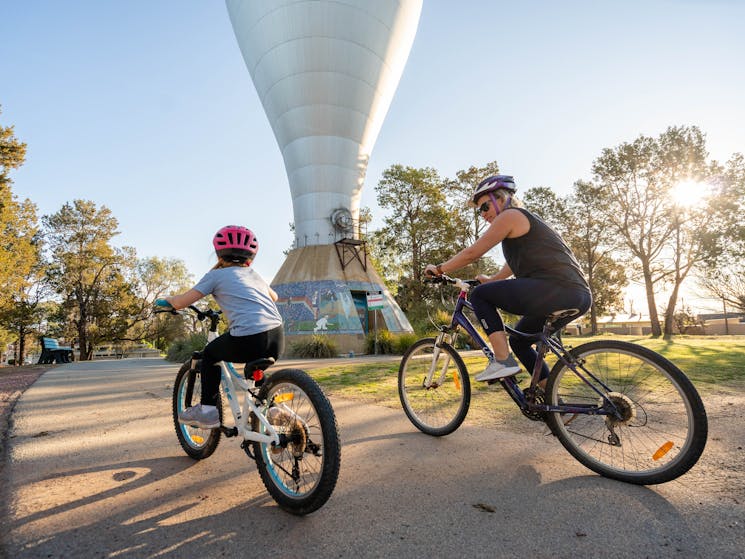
[0,105,36,307]
[375,165,452,276]
[523,183,627,335]
[0,105,26,192]
[591,125,718,337]
[564,181,627,334]
[696,153,745,312]
[451,161,502,245]
[43,200,139,359]
[133,256,193,350]
[0,106,48,363]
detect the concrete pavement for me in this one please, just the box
[1,358,742,558]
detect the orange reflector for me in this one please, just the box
[652,441,674,461]
[192,435,204,444]
[274,392,294,404]
[453,371,461,391]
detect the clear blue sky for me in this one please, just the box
[2,1,744,312]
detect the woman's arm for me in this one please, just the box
[433,209,529,274]
[476,263,513,284]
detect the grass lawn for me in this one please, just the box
[307,334,745,425]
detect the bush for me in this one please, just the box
[365,330,420,355]
[289,335,338,358]
[394,332,419,354]
[165,332,208,362]
[365,329,395,354]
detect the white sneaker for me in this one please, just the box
[178,404,220,429]
[475,355,521,381]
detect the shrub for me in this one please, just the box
[165,332,208,362]
[290,335,338,358]
[394,332,419,354]
[366,329,396,354]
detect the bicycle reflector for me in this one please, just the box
[274,392,295,404]
[652,441,674,461]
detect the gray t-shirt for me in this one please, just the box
[193,266,283,336]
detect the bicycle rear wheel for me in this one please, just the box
[398,338,471,436]
[545,340,707,484]
[172,360,222,460]
[252,368,340,516]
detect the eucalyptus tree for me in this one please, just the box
[696,153,745,313]
[374,165,456,310]
[592,125,720,337]
[43,200,139,359]
[524,184,626,335]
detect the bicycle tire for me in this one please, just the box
[398,338,471,436]
[251,368,341,516]
[545,340,707,485]
[172,360,222,460]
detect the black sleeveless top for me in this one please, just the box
[501,208,590,291]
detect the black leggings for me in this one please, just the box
[200,325,284,406]
[470,278,591,380]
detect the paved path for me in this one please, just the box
[1,358,742,558]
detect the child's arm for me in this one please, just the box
[166,289,205,310]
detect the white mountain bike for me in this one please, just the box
[162,305,341,515]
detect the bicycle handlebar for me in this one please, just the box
[154,304,222,322]
[424,274,480,291]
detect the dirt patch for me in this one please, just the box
[0,365,55,453]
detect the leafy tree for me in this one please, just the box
[591,125,719,337]
[43,200,139,359]
[0,106,36,307]
[524,183,626,335]
[0,106,48,362]
[451,161,502,245]
[522,186,569,228]
[133,256,193,350]
[0,105,26,192]
[374,165,457,310]
[564,181,627,334]
[696,153,745,312]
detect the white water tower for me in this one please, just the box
[226,0,421,351]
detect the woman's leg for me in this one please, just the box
[509,315,550,381]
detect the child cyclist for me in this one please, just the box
[425,175,591,386]
[155,225,284,429]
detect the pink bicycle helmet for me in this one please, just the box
[213,225,258,263]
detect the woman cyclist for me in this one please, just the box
[425,175,591,385]
[155,225,284,428]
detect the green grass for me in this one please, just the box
[305,335,745,426]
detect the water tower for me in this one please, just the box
[226,0,420,352]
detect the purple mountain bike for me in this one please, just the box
[397,275,707,485]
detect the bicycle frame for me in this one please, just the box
[182,307,289,447]
[432,277,621,418]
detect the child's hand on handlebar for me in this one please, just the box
[154,298,174,311]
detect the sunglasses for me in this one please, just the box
[478,201,491,214]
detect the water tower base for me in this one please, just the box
[271,245,413,355]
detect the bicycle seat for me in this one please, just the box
[548,308,580,321]
[546,308,580,329]
[244,357,275,374]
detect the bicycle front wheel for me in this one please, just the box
[252,368,340,516]
[545,340,707,485]
[172,360,222,460]
[398,338,471,436]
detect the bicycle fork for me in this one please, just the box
[423,331,454,389]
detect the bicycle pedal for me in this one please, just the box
[221,426,239,437]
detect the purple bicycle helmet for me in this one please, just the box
[472,175,517,205]
[213,225,258,263]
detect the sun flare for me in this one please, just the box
[671,179,707,208]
